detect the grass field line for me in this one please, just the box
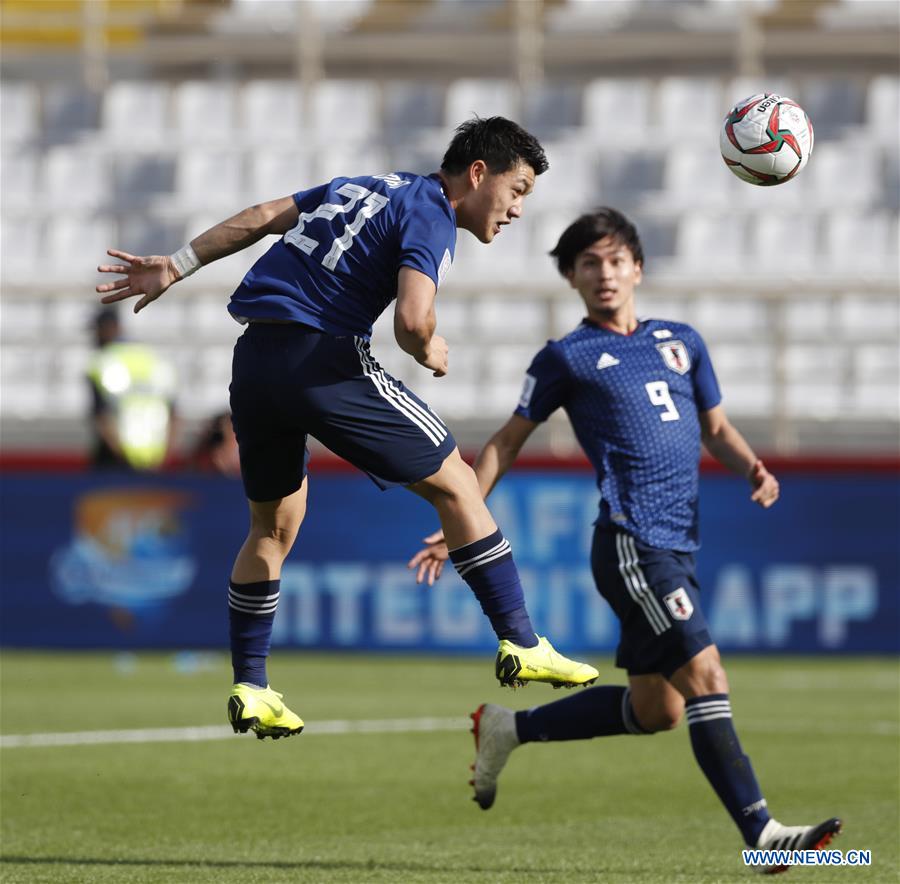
[1,714,897,750]
[0,716,472,749]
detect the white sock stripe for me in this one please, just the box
[355,339,447,444]
[686,711,733,724]
[451,538,509,569]
[227,594,279,608]
[615,534,668,635]
[227,589,280,603]
[625,535,671,632]
[686,701,732,713]
[455,545,512,577]
[227,599,279,615]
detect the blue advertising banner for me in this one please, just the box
[0,470,897,653]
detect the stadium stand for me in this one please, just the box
[0,0,897,456]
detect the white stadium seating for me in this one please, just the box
[0,63,896,450]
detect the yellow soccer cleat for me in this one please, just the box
[227,684,304,740]
[495,635,599,689]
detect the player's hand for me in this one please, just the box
[407,529,449,585]
[749,459,779,508]
[421,335,448,377]
[96,249,180,314]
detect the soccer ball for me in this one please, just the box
[720,93,814,186]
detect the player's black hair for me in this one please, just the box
[550,208,645,276]
[441,116,549,177]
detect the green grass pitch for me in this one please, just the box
[1,652,897,883]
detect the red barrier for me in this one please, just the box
[1,450,898,474]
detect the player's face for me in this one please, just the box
[566,237,642,319]
[461,159,535,243]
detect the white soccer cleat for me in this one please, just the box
[753,817,843,874]
[469,702,520,810]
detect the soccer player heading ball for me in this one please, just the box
[409,209,841,873]
[96,117,599,741]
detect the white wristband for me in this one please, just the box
[170,244,201,279]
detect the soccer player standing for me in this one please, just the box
[96,118,598,741]
[409,209,840,870]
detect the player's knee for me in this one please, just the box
[702,663,729,695]
[418,450,480,505]
[671,646,729,698]
[692,654,729,695]
[638,703,683,733]
[650,708,683,732]
[249,519,299,555]
[631,694,683,733]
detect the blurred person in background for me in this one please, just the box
[409,208,840,871]
[191,411,241,477]
[87,306,178,471]
[96,117,599,742]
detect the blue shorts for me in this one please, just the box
[229,322,457,502]
[590,526,713,678]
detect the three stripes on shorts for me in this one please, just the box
[615,532,670,635]
[355,337,448,446]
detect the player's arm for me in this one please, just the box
[96,196,299,314]
[394,267,447,377]
[473,415,538,498]
[408,415,538,584]
[700,404,779,508]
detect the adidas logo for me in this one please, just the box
[596,352,620,370]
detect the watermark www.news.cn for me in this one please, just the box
[742,849,872,868]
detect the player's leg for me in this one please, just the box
[507,525,687,742]
[669,645,841,860]
[609,530,776,848]
[469,527,685,809]
[226,486,308,739]
[407,448,532,644]
[230,481,307,684]
[226,323,311,739]
[306,336,597,689]
[625,672,684,731]
[469,670,682,809]
[408,449,598,688]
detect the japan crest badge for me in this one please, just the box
[656,340,691,375]
[663,587,694,621]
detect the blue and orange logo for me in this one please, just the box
[50,488,196,613]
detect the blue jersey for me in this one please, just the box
[229,172,456,338]
[515,318,722,551]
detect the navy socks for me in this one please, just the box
[508,683,771,847]
[448,529,537,647]
[685,694,771,845]
[515,686,648,742]
[228,579,279,687]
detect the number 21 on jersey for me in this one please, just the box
[284,183,389,271]
[645,381,680,422]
